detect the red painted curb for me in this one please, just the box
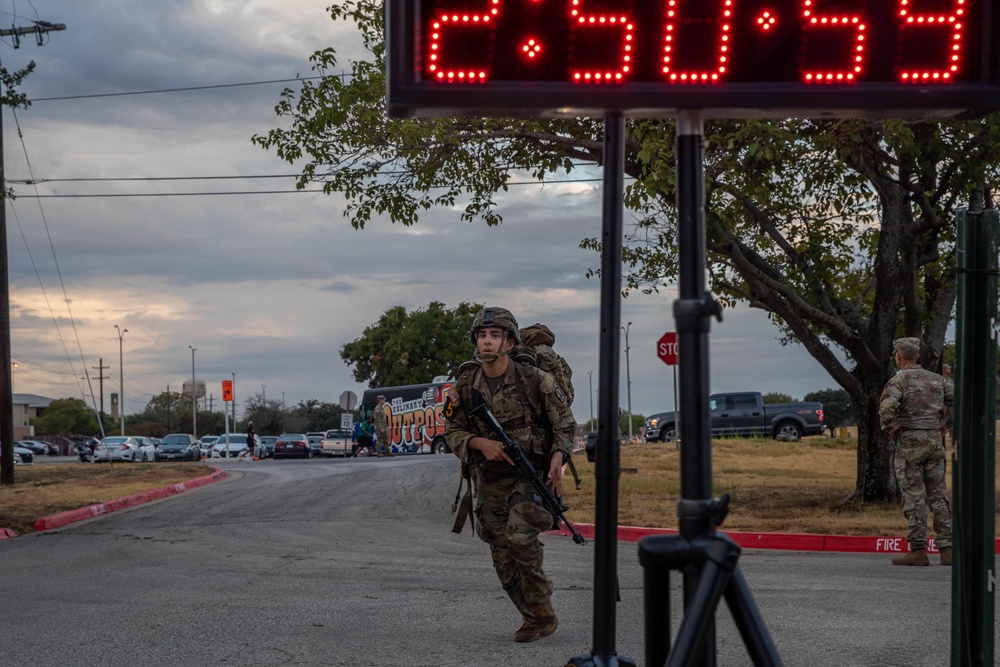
[551,523,1000,554]
[24,468,228,534]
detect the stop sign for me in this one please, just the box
[657,332,678,366]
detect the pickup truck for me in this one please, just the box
[643,392,825,443]
[319,429,354,457]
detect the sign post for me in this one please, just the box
[657,332,680,446]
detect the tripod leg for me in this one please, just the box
[643,564,671,667]
[723,566,784,667]
[666,559,731,667]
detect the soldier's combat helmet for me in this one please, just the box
[470,306,520,345]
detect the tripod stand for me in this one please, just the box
[635,112,784,667]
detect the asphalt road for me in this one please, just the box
[1,455,992,666]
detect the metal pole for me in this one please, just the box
[588,370,594,428]
[568,111,635,667]
[189,346,197,437]
[675,110,719,666]
[623,321,633,443]
[115,325,127,436]
[950,204,998,667]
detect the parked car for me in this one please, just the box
[319,429,353,457]
[643,391,825,443]
[273,434,310,460]
[14,440,49,456]
[12,451,23,465]
[155,433,202,461]
[211,434,249,458]
[12,444,33,464]
[93,436,155,462]
[258,436,277,459]
[305,432,325,456]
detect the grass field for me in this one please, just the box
[0,463,214,535]
[563,437,1000,536]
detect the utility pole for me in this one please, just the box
[166,385,171,431]
[1,19,66,486]
[92,358,109,420]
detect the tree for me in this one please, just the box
[762,393,795,405]
[253,2,1000,501]
[31,398,101,436]
[285,399,348,434]
[804,388,856,434]
[340,301,482,388]
[242,393,288,435]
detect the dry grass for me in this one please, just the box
[0,463,214,535]
[563,437,1000,536]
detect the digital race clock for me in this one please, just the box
[385,0,1000,117]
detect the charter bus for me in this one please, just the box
[360,376,454,455]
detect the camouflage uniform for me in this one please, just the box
[445,354,575,628]
[373,397,389,456]
[519,323,575,405]
[879,339,954,552]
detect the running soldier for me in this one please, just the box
[879,337,954,566]
[444,306,575,642]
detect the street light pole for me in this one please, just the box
[115,325,127,435]
[588,369,594,428]
[189,346,197,437]
[622,321,633,443]
[232,372,236,432]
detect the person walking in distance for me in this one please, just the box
[879,337,954,566]
[373,395,391,457]
[444,306,575,642]
[245,420,258,461]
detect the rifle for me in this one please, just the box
[469,394,586,545]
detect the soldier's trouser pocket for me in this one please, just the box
[506,487,554,548]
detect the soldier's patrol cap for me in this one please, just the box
[893,337,920,354]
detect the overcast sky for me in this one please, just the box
[4,0,841,427]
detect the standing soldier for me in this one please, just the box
[373,395,391,457]
[879,337,954,566]
[444,306,575,643]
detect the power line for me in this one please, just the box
[27,76,327,102]
[11,177,609,198]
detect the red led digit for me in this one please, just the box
[569,0,634,83]
[897,0,967,82]
[662,0,734,84]
[801,0,866,83]
[427,0,499,82]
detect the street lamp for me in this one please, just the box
[115,325,127,435]
[189,346,197,437]
[622,321,633,443]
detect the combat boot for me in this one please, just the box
[529,599,558,637]
[513,620,540,643]
[939,547,953,566]
[891,549,929,566]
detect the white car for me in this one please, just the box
[93,436,155,462]
[211,434,249,458]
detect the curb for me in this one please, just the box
[552,523,1000,554]
[0,468,228,540]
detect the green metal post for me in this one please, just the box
[950,206,998,667]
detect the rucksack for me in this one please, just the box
[513,323,575,407]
